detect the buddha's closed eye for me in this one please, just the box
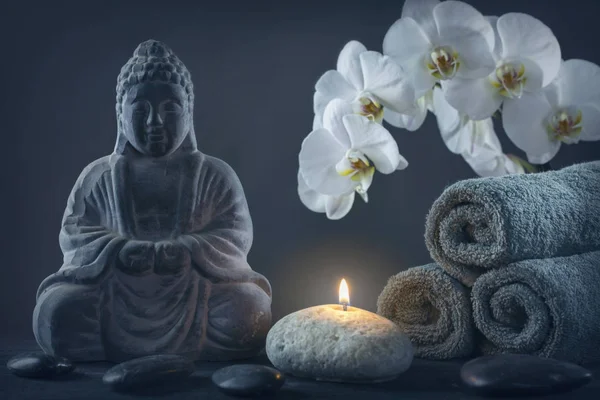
[162,102,182,113]
[132,103,148,114]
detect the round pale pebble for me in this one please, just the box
[265,305,413,383]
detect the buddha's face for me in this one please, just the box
[121,81,191,157]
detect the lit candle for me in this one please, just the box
[339,278,350,311]
[265,278,413,383]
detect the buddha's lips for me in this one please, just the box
[147,133,166,143]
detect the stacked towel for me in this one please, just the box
[472,251,600,365]
[424,161,600,286]
[377,161,600,363]
[376,263,474,360]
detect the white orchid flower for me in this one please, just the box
[383,0,495,99]
[464,152,525,177]
[384,90,434,131]
[443,13,561,120]
[432,86,492,155]
[313,40,416,129]
[431,86,523,176]
[462,126,525,177]
[297,171,355,220]
[503,59,600,164]
[433,86,475,154]
[299,99,408,202]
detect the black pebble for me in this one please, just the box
[212,364,285,397]
[103,354,195,392]
[6,352,75,379]
[461,354,592,397]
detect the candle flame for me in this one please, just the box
[339,278,350,305]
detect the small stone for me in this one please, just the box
[102,354,195,391]
[212,364,285,397]
[461,354,593,396]
[266,305,413,383]
[6,352,74,379]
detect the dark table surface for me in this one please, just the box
[1,338,599,400]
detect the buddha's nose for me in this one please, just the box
[146,109,163,127]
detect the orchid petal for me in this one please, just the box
[408,55,438,97]
[503,156,526,175]
[528,145,562,165]
[579,104,600,141]
[401,0,440,39]
[502,92,561,163]
[360,51,416,113]
[542,78,561,110]
[442,76,502,120]
[465,154,517,177]
[337,41,367,91]
[383,17,431,69]
[383,104,427,131]
[520,57,544,93]
[342,115,405,173]
[322,98,354,148]
[433,0,494,51]
[486,16,502,60]
[464,154,501,177]
[299,128,355,195]
[444,124,473,154]
[314,70,356,118]
[556,59,600,108]
[462,123,509,177]
[432,86,461,135]
[312,113,323,130]
[297,171,327,213]
[434,1,495,78]
[497,13,561,87]
[451,34,496,79]
[434,1,495,51]
[325,193,356,220]
[474,118,502,152]
[464,118,500,158]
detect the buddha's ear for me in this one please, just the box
[186,99,194,120]
[187,95,194,113]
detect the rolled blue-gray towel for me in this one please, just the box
[471,250,600,365]
[376,263,475,360]
[425,161,600,286]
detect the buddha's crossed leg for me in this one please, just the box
[33,283,106,361]
[201,282,272,361]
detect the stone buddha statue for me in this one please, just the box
[32,40,272,363]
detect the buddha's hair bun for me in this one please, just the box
[115,39,194,118]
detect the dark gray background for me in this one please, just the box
[1,0,599,339]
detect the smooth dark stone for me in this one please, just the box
[212,364,285,397]
[461,354,593,396]
[6,352,75,379]
[102,354,195,392]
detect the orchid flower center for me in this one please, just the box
[490,63,526,98]
[356,95,384,123]
[336,149,375,202]
[426,46,460,80]
[546,108,583,143]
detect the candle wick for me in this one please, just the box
[342,303,348,311]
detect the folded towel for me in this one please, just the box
[471,250,600,365]
[424,161,600,286]
[376,263,475,360]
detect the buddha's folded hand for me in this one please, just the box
[117,240,155,275]
[153,240,191,275]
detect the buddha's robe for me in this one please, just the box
[33,134,272,362]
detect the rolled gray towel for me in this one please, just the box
[376,263,475,360]
[471,251,600,365]
[425,161,600,286]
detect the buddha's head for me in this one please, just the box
[115,40,195,157]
